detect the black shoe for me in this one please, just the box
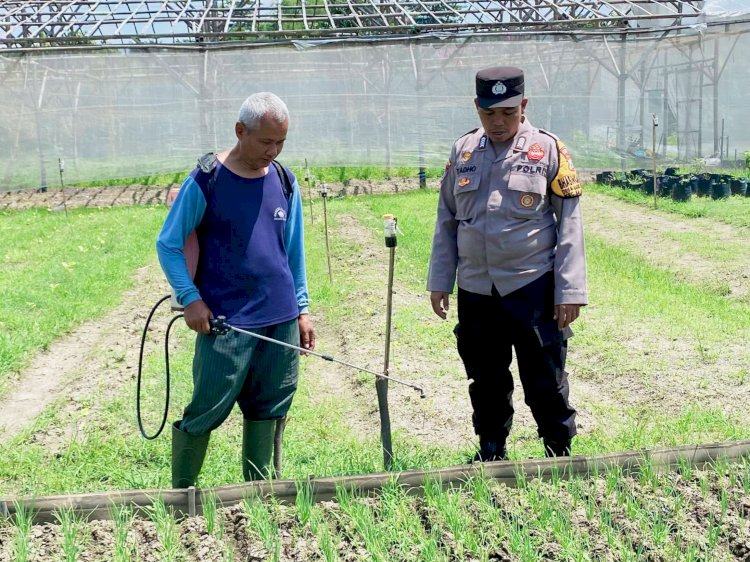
[469,439,507,463]
[543,439,572,458]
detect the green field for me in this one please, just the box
[1,185,749,559]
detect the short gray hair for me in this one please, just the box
[238,92,289,130]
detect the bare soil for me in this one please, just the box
[2,467,749,561]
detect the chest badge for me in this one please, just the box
[273,207,287,221]
[527,143,545,161]
[458,177,471,188]
[461,151,473,162]
[520,193,535,208]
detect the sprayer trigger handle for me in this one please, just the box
[209,316,230,336]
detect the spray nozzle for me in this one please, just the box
[209,315,230,336]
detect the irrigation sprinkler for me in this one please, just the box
[378,214,399,470]
[305,158,314,225]
[58,157,68,217]
[320,182,333,283]
[652,114,659,209]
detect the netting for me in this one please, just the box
[2,7,750,189]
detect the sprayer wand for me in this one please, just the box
[210,316,426,398]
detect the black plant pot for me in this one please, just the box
[711,181,731,200]
[730,178,747,197]
[672,180,692,202]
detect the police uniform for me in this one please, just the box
[427,67,588,459]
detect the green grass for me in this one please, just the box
[588,182,750,228]
[1,189,749,498]
[0,206,167,397]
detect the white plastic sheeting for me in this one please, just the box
[2,20,750,189]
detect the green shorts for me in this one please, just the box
[179,318,299,435]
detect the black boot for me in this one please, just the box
[470,438,507,463]
[543,438,572,458]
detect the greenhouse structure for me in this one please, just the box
[1,0,749,188]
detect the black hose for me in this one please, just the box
[136,295,181,440]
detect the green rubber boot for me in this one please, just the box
[242,419,276,481]
[171,421,210,489]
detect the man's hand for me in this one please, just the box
[430,291,450,320]
[554,304,582,330]
[298,314,316,355]
[184,300,213,334]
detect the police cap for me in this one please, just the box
[476,67,525,109]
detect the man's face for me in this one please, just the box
[475,98,527,144]
[235,116,289,170]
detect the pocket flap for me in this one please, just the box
[508,172,547,195]
[453,174,480,196]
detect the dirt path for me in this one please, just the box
[0,263,171,449]
[300,214,478,452]
[582,192,750,300]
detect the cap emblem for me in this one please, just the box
[491,81,507,95]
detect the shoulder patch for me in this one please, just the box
[551,140,582,198]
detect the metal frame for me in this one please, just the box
[1,1,705,51]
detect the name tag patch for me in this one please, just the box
[514,164,548,176]
[456,165,477,174]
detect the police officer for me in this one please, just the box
[427,67,587,461]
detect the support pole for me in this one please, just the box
[652,114,659,209]
[273,417,286,477]
[378,214,397,470]
[320,183,333,283]
[58,158,68,217]
[305,158,314,225]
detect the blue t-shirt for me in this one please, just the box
[156,161,309,329]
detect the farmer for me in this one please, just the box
[427,67,588,461]
[157,92,315,488]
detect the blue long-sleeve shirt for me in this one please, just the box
[156,162,309,329]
